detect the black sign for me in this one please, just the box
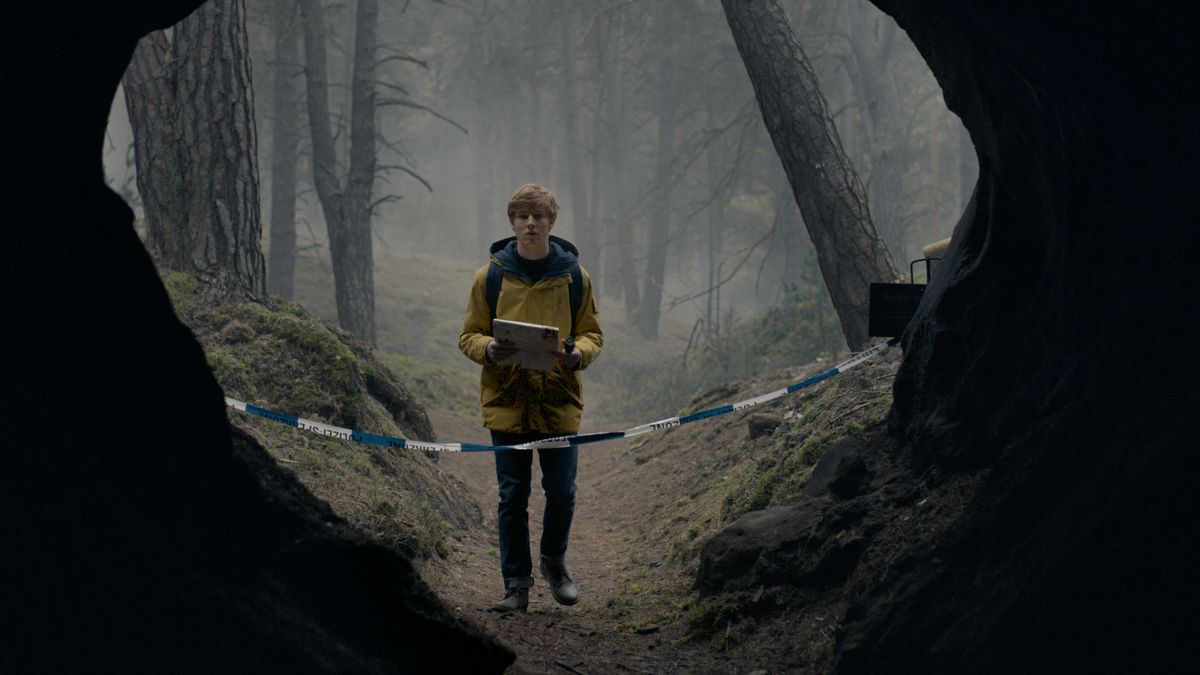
[868,283,925,337]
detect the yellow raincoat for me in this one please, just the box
[459,237,603,434]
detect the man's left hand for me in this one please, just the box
[553,346,582,369]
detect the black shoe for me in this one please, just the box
[540,560,579,606]
[490,587,529,613]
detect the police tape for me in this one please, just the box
[225,336,900,453]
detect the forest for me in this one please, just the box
[3,0,1197,673]
[104,0,968,352]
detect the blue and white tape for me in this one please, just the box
[226,337,899,453]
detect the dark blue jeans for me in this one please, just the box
[491,430,578,590]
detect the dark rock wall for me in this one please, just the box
[840,1,1200,671]
[1,3,509,671]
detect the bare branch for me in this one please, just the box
[375,98,468,134]
[368,194,402,214]
[376,46,428,69]
[378,165,433,192]
[376,80,410,96]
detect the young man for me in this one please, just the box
[459,184,603,613]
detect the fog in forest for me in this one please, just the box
[103,0,975,410]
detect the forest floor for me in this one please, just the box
[415,347,903,674]
[215,249,907,673]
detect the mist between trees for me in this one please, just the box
[103,0,975,382]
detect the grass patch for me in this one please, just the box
[684,597,745,649]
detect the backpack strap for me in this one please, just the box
[485,261,504,324]
[567,262,582,337]
[486,259,583,335]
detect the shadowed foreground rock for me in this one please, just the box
[696,437,895,595]
[0,3,510,671]
[698,2,1198,672]
[846,1,1199,672]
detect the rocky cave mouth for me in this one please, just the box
[4,1,1198,673]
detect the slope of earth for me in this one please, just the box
[164,270,486,564]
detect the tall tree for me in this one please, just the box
[595,4,638,308]
[469,0,495,254]
[633,3,677,339]
[703,105,725,339]
[123,0,267,301]
[560,1,595,268]
[722,0,897,349]
[266,0,301,300]
[300,0,379,345]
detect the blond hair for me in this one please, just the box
[506,183,559,224]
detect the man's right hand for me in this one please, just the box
[486,339,518,363]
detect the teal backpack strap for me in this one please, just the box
[485,261,503,323]
[568,262,582,336]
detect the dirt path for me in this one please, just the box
[422,434,712,674]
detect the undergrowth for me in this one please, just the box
[603,286,845,423]
[658,358,897,574]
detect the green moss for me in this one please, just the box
[799,433,834,465]
[205,348,256,398]
[160,272,468,567]
[161,270,200,314]
[408,494,449,559]
[684,597,744,648]
[744,466,780,514]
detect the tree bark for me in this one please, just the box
[704,105,724,338]
[299,0,378,345]
[560,1,595,270]
[722,0,897,350]
[634,8,676,341]
[470,0,494,253]
[124,31,186,260]
[596,6,638,309]
[266,0,301,300]
[123,0,267,302]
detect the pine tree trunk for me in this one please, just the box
[597,7,638,309]
[124,31,186,262]
[722,0,897,350]
[704,105,724,338]
[470,0,494,254]
[300,0,377,345]
[266,0,301,300]
[560,2,594,269]
[341,0,379,345]
[123,0,267,302]
[635,12,675,341]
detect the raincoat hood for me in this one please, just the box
[488,235,580,283]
